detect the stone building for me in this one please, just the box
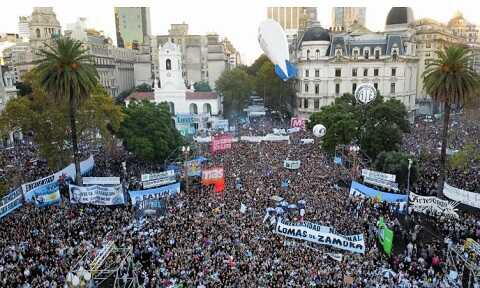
[0,67,16,112]
[294,7,418,120]
[332,7,366,32]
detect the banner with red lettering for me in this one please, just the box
[202,167,224,186]
[290,117,305,130]
[211,135,233,153]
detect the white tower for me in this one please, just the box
[158,39,186,91]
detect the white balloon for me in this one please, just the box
[313,124,326,138]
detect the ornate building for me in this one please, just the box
[294,7,418,120]
[0,67,16,112]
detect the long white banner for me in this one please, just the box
[364,176,399,191]
[69,184,125,205]
[361,169,396,182]
[275,220,365,254]
[284,160,301,170]
[141,170,175,182]
[83,177,120,185]
[443,183,480,209]
[409,192,459,218]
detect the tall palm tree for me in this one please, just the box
[35,37,98,185]
[423,45,480,197]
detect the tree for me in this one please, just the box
[120,101,183,162]
[449,144,480,172]
[375,151,417,191]
[247,54,270,76]
[256,60,295,112]
[423,45,480,196]
[193,81,212,92]
[135,83,153,92]
[215,67,254,117]
[34,37,99,184]
[308,94,409,159]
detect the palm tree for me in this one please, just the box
[35,37,99,185]
[423,45,480,197]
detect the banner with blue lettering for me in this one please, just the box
[349,181,407,203]
[135,198,166,218]
[0,187,23,219]
[129,182,180,205]
[176,113,194,124]
[69,184,125,205]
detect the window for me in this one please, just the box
[304,83,309,93]
[391,68,396,77]
[335,83,340,95]
[392,50,398,61]
[315,69,319,78]
[314,99,320,110]
[305,69,309,78]
[189,103,198,114]
[352,83,357,94]
[364,49,369,59]
[426,42,431,49]
[35,28,41,38]
[335,48,342,56]
[335,68,341,77]
[353,49,359,59]
[166,59,171,70]
[363,68,368,77]
[304,98,309,108]
[374,83,378,90]
[315,49,320,59]
[375,49,380,59]
[374,68,379,77]
[352,68,357,77]
[315,84,319,95]
[390,83,396,94]
[307,49,310,60]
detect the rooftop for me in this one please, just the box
[126,91,154,102]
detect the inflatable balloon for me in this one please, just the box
[258,19,297,81]
[313,124,326,138]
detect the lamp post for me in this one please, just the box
[406,158,413,219]
[349,144,360,180]
[182,145,191,193]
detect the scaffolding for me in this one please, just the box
[68,240,141,288]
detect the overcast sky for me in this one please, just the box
[1,0,479,64]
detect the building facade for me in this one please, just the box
[155,23,238,89]
[0,67,16,112]
[114,7,151,49]
[332,7,366,32]
[267,7,317,39]
[294,8,418,120]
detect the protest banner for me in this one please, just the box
[213,119,229,131]
[22,174,61,207]
[287,127,301,134]
[54,155,95,180]
[443,182,480,209]
[129,182,180,205]
[377,217,393,256]
[300,138,314,144]
[186,160,202,177]
[409,192,458,218]
[263,134,290,142]
[361,169,396,182]
[69,184,125,205]
[141,170,175,182]
[273,128,287,135]
[275,219,365,254]
[350,181,407,203]
[0,187,23,219]
[202,167,224,185]
[136,198,166,217]
[290,117,305,130]
[363,176,399,192]
[83,177,120,185]
[211,135,233,153]
[284,160,301,170]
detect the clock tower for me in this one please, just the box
[158,39,186,91]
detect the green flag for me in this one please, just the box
[377,217,394,256]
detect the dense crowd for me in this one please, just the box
[0,115,479,287]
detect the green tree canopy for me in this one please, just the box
[135,83,153,92]
[309,93,410,160]
[120,101,183,162]
[256,60,295,112]
[215,67,254,117]
[374,151,417,191]
[193,81,212,92]
[423,45,480,196]
[247,54,270,76]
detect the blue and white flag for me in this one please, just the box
[334,156,343,165]
[129,182,180,205]
[22,175,61,207]
[281,180,289,188]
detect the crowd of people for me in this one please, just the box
[0,115,479,287]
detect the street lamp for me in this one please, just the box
[182,146,191,193]
[406,158,413,219]
[349,144,360,179]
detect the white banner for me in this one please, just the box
[300,138,314,144]
[273,128,287,135]
[443,183,480,209]
[240,136,264,143]
[284,160,301,170]
[141,170,175,182]
[275,220,365,254]
[361,169,396,182]
[83,177,120,185]
[142,177,176,189]
[364,176,399,191]
[287,127,301,134]
[264,134,290,142]
[194,136,212,143]
[409,192,459,218]
[69,184,125,205]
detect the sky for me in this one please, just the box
[1,0,480,64]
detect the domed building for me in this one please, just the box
[294,10,418,121]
